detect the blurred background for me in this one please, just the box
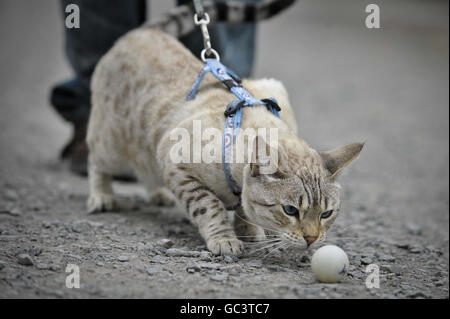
[0,0,448,298]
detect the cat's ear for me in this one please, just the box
[250,135,286,178]
[319,143,364,180]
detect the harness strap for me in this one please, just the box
[186,59,280,202]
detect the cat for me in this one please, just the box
[87,6,363,257]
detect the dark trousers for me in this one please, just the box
[51,0,258,125]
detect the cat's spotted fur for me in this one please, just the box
[87,28,363,255]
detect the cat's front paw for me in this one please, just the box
[87,193,116,214]
[207,237,244,256]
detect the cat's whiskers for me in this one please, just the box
[244,237,281,245]
[236,234,278,238]
[262,241,291,260]
[234,213,283,235]
[244,239,281,247]
[247,240,282,256]
[284,239,305,248]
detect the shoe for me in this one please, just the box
[60,121,137,182]
[60,121,88,176]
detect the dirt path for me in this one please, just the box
[0,0,448,298]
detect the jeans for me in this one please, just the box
[51,0,259,125]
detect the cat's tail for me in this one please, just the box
[145,0,297,37]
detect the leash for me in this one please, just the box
[187,1,281,208]
[192,0,220,62]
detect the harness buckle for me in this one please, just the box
[224,98,281,117]
[224,100,246,117]
[222,79,241,90]
[261,98,281,112]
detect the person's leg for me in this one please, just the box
[51,0,146,174]
[178,0,261,78]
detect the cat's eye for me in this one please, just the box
[282,205,299,216]
[321,210,333,219]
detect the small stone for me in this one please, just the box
[198,263,222,270]
[186,263,201,273]
[28,246,42,256]
[86,221,104,228]
[4,189,18,201]
[147,266,159,276]
[66,254,83,261]
[0,235,20,242]
[248,260,263,268]
[18,254,33,266]
[0,208,21,216]
[36,263,50,270]
[165,248,200,258]
[357,205,367,211]
[378,254,396,262]
[360,257,373,265]
[151,255,168,264]
[71,221,90,234]
[408,246,424,254]
[42,221,52,229]
[118,255,129,262]
[223,255,235,263]
[199,251,212,261]
[380,264,393,272]
[225,266,241,276]
[152,246,167,255]
[49,264,61,271]
[267,265,284,272]
[0,261,5,270]
[407,291,431,299]
[210,273,229,282]
[157,239,174,249]
[96,262,105,267]
[395,243,410,249]
[407,223,423,236]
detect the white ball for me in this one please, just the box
[311,245,349,283]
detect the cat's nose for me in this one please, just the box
[303,236,318,247]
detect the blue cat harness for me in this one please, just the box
[186,58,281,200]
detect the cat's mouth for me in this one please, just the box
[277,232,310,249]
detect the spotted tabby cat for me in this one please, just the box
[87,2,363,256]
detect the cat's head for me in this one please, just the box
[241,135,363,248]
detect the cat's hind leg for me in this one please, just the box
[147,187,176,207]
[87,155,116,213]
[140,173,177,207]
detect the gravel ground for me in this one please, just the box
[0,0,448,298]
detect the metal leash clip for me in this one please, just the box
[193,12,220,62]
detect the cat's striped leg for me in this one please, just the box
[87,155,116,213]
[166,167,243,256]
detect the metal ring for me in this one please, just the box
[194,12,210,25]
[201,48,220,62]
